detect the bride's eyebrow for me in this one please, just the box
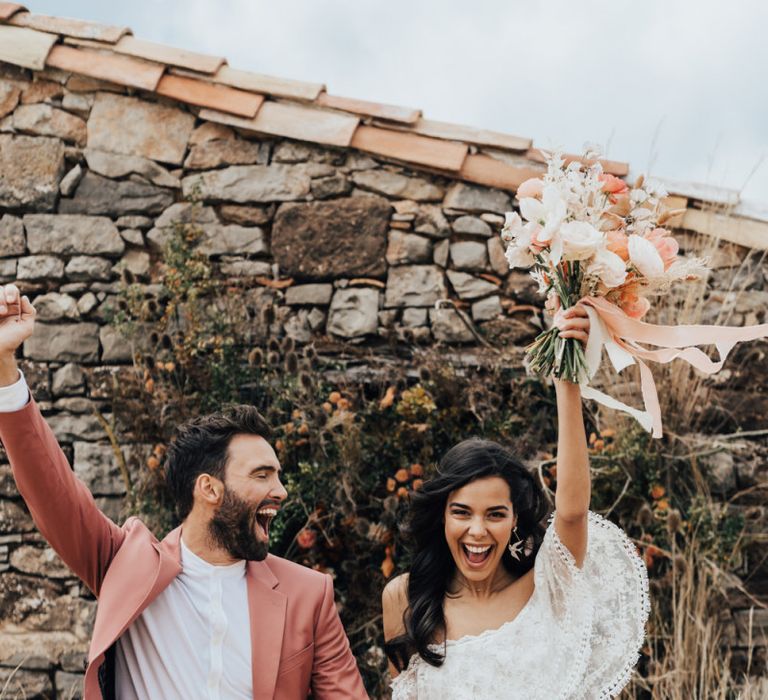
[449,503,510,512]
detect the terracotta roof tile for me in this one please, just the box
[200,101,359,148]
[62,36,119,50]
[205,65,324,102]
[351,125,468,172]
[46,45,165,92]
[315,92,420,125]
[8,11,130,43]
[66,74,124,94]
[526,148,629,177]
[0,24,57,71]
[460,154,542,192]
[114,36,225,74]
[156,74,263,118]
[375,118,532,152]
[0,3,25,21]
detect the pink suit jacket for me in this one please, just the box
[0,398,369,700]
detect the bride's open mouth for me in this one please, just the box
[254,506,278,540]
[461,543,494,568]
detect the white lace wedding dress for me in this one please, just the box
[391,511,650,700]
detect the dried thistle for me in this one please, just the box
[636,502,654,528]
[667,508,682,534]
[268,338,281,355]
[673,553,687,575]
[267,351,280,366]
[299,371,313,391]
[285,351,299,373]
[282,337,296,354]
[161,334,173,350]
[149,330,160,346]
[248,348,264,366]
[261,305,275,326]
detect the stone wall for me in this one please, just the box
[1,61,767,696]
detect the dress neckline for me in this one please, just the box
[436,586,537,648]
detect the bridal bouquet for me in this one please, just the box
[502,149,768,436]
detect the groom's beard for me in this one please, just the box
[207,487,268,562]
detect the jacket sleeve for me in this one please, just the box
[311,573,370,699]
[0,397,125,596]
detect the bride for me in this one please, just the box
[382,304,650,699]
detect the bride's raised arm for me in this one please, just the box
[551,305,592,567]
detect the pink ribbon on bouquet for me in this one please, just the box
[576,296,768,438]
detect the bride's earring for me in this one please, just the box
[508,527,524,561]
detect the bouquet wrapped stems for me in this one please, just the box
[526,259,589,382]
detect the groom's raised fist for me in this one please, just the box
[0,283,36,357]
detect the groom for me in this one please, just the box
[0,283,368,699]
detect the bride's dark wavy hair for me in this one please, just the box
[385,438,550,671]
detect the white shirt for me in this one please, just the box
[0,372,254,699]
[0,369,30,412]
[115,540,252,700]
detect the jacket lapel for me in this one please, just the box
[89,526,183,663]
[247,557,287,699]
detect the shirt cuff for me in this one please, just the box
[0,370,30,412]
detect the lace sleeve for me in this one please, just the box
[390,661,418,700]
[536,510,651,699]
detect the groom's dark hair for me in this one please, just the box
[165,405,272,520]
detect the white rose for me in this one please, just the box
[505,244,534,269]
[560,221,603,260]
[628,234,664,278]
[587,248,628,288]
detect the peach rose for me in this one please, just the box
[620,291,651,319]
[516,177,544,199]
[645,228,679,270]
[605,229,630,261]
[599,173,629,195]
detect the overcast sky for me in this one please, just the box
[34,0,767,203]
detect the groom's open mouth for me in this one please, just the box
[254,506,279,540]
[461,543,494,568]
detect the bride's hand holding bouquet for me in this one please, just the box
[502,150,768,436]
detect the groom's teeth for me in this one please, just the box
[257,508,277,516]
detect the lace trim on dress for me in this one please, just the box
[569,511,651,699]
[390,510,650,700]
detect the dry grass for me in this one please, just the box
[604,202,768,697]
[623,503,762,698]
